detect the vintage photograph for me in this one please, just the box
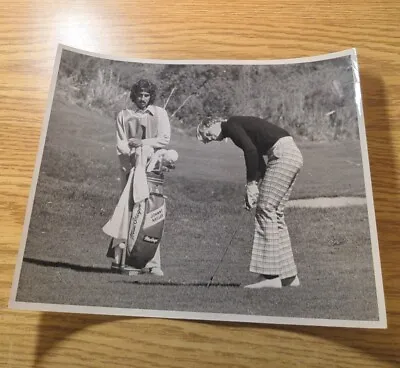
[9,45,386,328]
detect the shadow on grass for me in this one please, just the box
[33,73,396,367]
[24,257,241,286]
[114,280,241,287]
[23,257,111,274]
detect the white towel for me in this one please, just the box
[132,146,151,203]
[102,168,135,240]
[102,146,153,240]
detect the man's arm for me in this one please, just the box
[116,111,131,155]
[224,121,259,183]
[142,107,171,148]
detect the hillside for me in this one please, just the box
[55,49,360,142]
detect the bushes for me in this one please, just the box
[55,50,359,142]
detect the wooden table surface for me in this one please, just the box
[1,1,399,367]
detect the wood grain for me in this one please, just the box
[1,0,399,366]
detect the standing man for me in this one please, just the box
[197,116,303,288]
[111,79,171,276]
[116,79,171,190]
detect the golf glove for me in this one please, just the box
[245,181,259,210]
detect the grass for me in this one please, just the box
[17,205,377,320]
[42,99,366,198]
[14,100,378,322]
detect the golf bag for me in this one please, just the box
[104,147,178,271]
[125,172,166,269]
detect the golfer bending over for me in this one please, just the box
[197,116,303,289]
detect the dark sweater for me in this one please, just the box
[221,116,290,182]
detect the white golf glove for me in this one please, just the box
[244,181,259,210]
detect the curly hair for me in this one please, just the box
[130,79,157,105]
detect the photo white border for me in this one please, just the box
[8,44,387,329]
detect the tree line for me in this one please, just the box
[55,49,360,141]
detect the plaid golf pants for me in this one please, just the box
[250,136,303,279]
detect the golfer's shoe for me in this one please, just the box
[149,267,164,277]
[244,276,282,289]
[289,275,300,287]
[281,275,300,287]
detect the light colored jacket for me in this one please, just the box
[116,105,171,173]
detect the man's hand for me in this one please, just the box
[244,181,259,210]
[128,138,143,148]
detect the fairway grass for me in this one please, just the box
[17,183,377,321]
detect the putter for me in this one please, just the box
[206,209,250,288]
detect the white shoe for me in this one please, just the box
[289,275,300,287]
[244,277,282,289]
[149,268,164,277]
[281,275,300,287]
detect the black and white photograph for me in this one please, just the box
[9,45,386,328]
